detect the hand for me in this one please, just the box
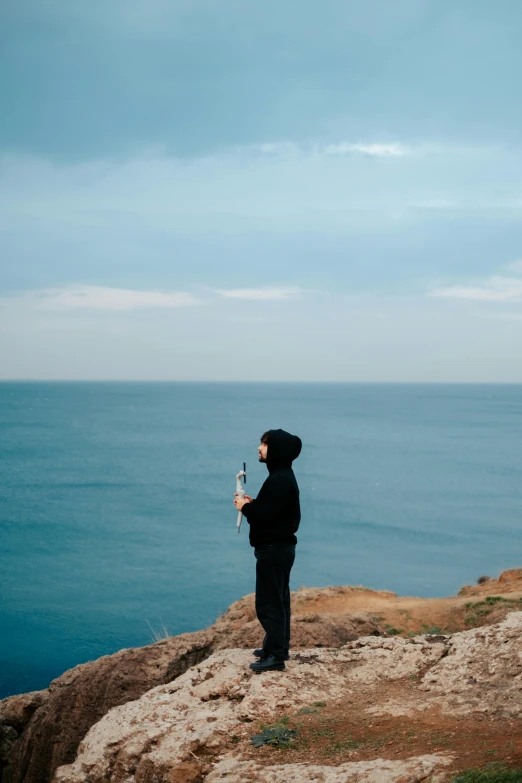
[234,493,252,511]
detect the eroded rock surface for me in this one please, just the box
[335,634,447,684]
[2,630,214,783]
[0,691,48,781]
[54,613,522,783]
[205,754,453,783]
[0,691,49,734]
[55,649,347,783]
[420,610,522,717]
[205,754,451,783]
[1,591,384,783]
[3,571,522,783]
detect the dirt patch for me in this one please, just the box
[232,678,522,777]
[290,587,522,638]
[459,568,522,597]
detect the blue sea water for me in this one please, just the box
[1,382,521,699]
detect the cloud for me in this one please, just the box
[324,142,411,157]
[430,276,522,302]
[215,287,302,300]
[2,141,516,244]
[254,141,413,158]
[256,142,299,155]
[1,285,199,311]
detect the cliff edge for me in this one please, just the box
[1,568,522,783]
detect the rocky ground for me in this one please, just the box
[1,568,522,783]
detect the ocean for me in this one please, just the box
[1,382,521,699]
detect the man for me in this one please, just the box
[234,428,302,672]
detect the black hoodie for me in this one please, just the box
[242,429,302,547]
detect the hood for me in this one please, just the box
[265,429,302,471]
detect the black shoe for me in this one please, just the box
[249,655,286,673]
[253,649,290,661]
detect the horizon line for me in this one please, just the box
[1,379,521,386]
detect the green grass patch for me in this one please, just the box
[452,764,522,782]
[463,596,521,626]
[328,738,361,753]
[307,726,335,738]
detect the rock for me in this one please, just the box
[3,594,385,783]
[5,577,522,783]
[54,649,348,783]
[420,610,522,717]
[458,567,522,596]
[335,634,447,684]
[212,589,387,652]
[352,612,522,720]
[205,755,453,782]
[0,727,18,769]
[0,690,48,781]
[499,568,522,584]
[0,691,48,734]
[54,614,522,783]
[3,630,214,783]
[1,601,384,783]
[214,611,384,652]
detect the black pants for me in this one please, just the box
[254,544,295,660]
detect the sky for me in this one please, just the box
[1,0,522,381]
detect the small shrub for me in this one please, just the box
[313,701,327,707]
[477,575,492,585]
[250,726,299,748]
